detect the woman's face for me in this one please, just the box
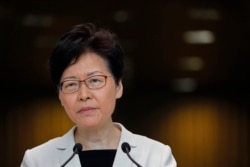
[59,52,123,129]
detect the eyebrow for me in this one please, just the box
[61,71,105,81]
[86,71,105,76]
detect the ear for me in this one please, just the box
[58,93,64,107]
[116,80,123,99]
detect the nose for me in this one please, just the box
[77,83,92,101]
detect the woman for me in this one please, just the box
[21,23,176,167]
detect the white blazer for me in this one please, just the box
[21,123,176,167]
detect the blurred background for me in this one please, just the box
[0,0,249,166]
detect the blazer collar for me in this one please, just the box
[55,123,138,167]
[113,123,139,167]
[56,126,82,167]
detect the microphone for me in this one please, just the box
[121,142,142,167]
[60,143,82,167]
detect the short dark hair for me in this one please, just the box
[49,23,124,86]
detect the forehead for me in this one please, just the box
[61,52,109,79]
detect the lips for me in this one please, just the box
[78,106,97,114]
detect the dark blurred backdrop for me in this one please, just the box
[0,0,249,166]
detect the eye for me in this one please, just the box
[89,77,103,84]
[86,76,105,88]
[63,81,78,90]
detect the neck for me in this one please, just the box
[74,122,121,150]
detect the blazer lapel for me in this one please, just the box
[112,123,138,167]
[57,126,81,167]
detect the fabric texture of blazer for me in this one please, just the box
[21,123,177,167]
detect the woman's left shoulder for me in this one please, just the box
[134,134,170,150]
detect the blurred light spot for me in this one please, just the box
[183,30,215,44]
[114,10,129,23]
[188,8,220,20]
[171,78,197,93]
[180,57,204,71]
[23,15,54,27]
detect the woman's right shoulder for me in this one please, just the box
[27,136,62,153]
[27,126,76,153]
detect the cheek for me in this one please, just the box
[99,89,118,110]
[59,94,75,109]
[59,96,78,120]
[99,97,116,116]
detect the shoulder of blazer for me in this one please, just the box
[27,126,76,154]
[117,122,171,153]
